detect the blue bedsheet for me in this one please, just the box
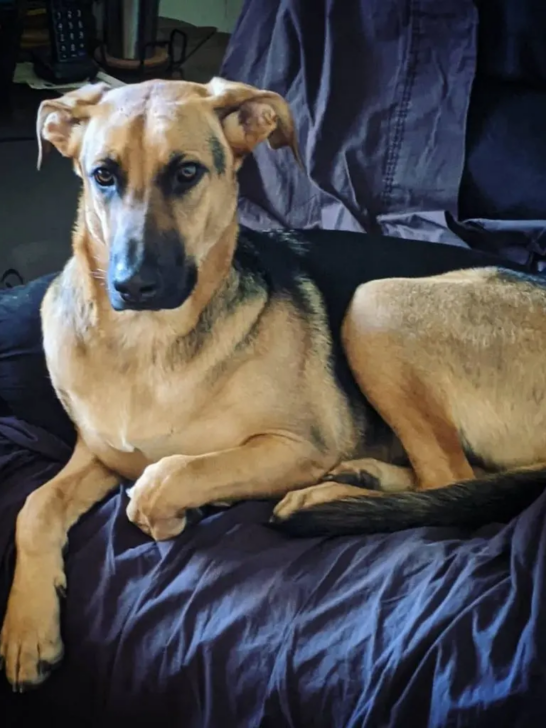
[1,417,546,727]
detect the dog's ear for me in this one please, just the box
[206,77,302,167]
[36,82,110,169]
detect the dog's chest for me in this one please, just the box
[67,369,239,458]
[57,343,280,463]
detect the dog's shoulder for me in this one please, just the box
[235,228,378,427]
[234,227,361,327]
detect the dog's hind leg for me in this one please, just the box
[0,437,118,691]
[324,458,416,492]
[272,278,546,537]
[339,281,476,490]
[272,480,381,522]
[271,458,494,523]
[272,460,415,523]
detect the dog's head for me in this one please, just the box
[37,79,299,312]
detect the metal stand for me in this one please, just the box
[96,26,217,80]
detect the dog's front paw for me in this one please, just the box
[126,456,196,541]
[0,571,66,691]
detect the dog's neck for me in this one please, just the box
[67,216,241,345]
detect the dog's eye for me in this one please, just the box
[175,163,200,185]
[93,167,115,187]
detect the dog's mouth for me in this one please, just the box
[107,262,198,312]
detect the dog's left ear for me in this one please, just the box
[36,82,110,169]
[207,77,302,167]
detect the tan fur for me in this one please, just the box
[2,78,546,691]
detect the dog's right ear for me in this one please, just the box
[36,82,110,170]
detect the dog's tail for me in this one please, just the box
[270,468,546,537]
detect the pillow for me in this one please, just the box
[0,274,75,446]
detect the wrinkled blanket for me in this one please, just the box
[1,416,546,727]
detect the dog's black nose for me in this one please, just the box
[108,230,195,311]
[112,267,161,304]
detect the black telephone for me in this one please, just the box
[33,0,97,85]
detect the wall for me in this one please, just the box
[160,0,244,33]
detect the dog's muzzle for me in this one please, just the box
[107,232,197,311]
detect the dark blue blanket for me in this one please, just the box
[222,0,546,270]
[1,415,546,727]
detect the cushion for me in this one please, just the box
[0,274,75,446]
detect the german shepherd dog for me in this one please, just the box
[1,78,546,691]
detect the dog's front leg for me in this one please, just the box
[0,437,118,691]
[126,435,330,541]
